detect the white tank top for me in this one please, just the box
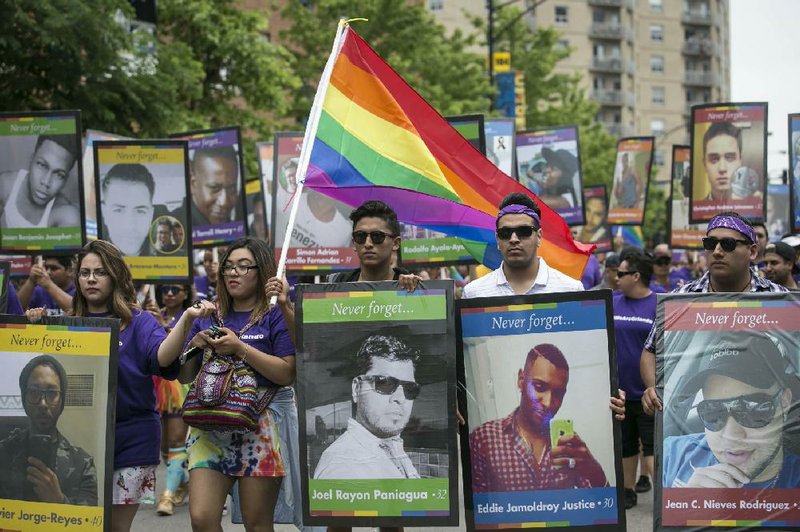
[1,169,57,228]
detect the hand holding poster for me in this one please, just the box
[0,315,119,532]
[516,126,585,226]
[607,137,654,225]
[656,293,800,530]
[669,145,707,249]
[296,281,458,528]
[459,291,624,532]
[93,140,193,281]
[689,103,767,223]
[0,111,84,253]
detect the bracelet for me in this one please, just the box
[243,343,250,363]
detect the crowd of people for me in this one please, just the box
[1,191,799,531]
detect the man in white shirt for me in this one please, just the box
[463,192,584,298]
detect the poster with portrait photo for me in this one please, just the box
[93,140,193,281]
[689,102,768,224]
[458,291,624,532]
[398,115,486,267]
[607,137,654,225]
[272,132,358,272]
[295,280,458,528]
[485,118,516,178]
[669,145,706,250]
[654,292,800,531]
[788,114,800,233]
[0,255,33,278]
[0,261,8,313]
[82,131,130,242]
[170,127,247,247]
[516,126,585,226]
[572,185,612,253]
[767,184,790,243]
[254,141,274,245]
[0,314,119,532]
[0,111,84,254]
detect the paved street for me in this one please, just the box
[132,463,655,531]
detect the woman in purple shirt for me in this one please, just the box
[69,240,212,531]
[180,237,296,532]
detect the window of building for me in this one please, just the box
[654,150,666,167]
[650,23,664,42]
[429,0,444,10]
[651,119,666,136]
[555,6,568,25]
[592,10,605,23]
[556,39,569,51]
[652,86,665,104]
[649,0,663,12]
[650,55,665,73]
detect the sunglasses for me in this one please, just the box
[702,236,751,253]
[696,389,783,431]
[654,256,671,266]
[616,270,638,279]
[160,286,184,295]
[352,231,395,245]
[496,226,538,240]
[357,375,421,400]
[25,387,62,405]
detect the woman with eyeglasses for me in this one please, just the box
[612,248,657,510]
[179,237,295,532]
[26,240,214,531]
[152,283,195,516]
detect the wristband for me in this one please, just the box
[243,343,250,363]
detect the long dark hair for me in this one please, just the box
[216,237,276,321]
[71,240,138,326]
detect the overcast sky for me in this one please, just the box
[730,0,799,178]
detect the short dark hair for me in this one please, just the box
[34,134,79,164]
[192,146,239,176]
[497,193,542,228]
[349,201,400,236]
[101,163,155,200]
[523,343,569,378]
[752,222,768,240]
[43,255,74,271]
[620,248,654,286]
[355,334,419,375]
[703,122,742,157]
[157,218,172,230]
[19,355,68,415]
[714,211,756,244]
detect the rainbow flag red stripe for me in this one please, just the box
[305,26,592,277]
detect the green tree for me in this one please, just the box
[0,0,298,178]
[280,0,493,124]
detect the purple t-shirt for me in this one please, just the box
[6,283,23,315]
[193,275,215,301]
[612,291,657,399]
[29,284,76,315]
[581,254,602,290]
[109,310,178,469]
[188,306,295,387]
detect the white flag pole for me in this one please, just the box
[270,19,351,306]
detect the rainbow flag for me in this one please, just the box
[300,24,593,278]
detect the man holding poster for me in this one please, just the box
[663,333,800,489]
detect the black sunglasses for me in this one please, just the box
[352,231,395,245]
[357,375,421,400]
[702,236,751,253]
[696,389,783,432]
[654,256,671,266]
[616,270,638,279]
[160,286,184,295]
[496,226,537,240]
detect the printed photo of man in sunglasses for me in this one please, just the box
[313,334,422,479]
[663,333,800,489]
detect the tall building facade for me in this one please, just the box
[428,0,731,183]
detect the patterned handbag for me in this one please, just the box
[182,310,277,432]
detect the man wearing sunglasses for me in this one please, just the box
[0,355,97,505]
[663,334,799,488]
[641,212,788,416]
[314,334,421,480]
[462,193,583,298]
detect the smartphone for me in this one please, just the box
[207,325,226,339]
[549,419,574,448]
[28,434,57,471]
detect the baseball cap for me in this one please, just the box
[781,235,800,249]
[766,242,799,274]
[684,333,790,394]
[604,252,621,268]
